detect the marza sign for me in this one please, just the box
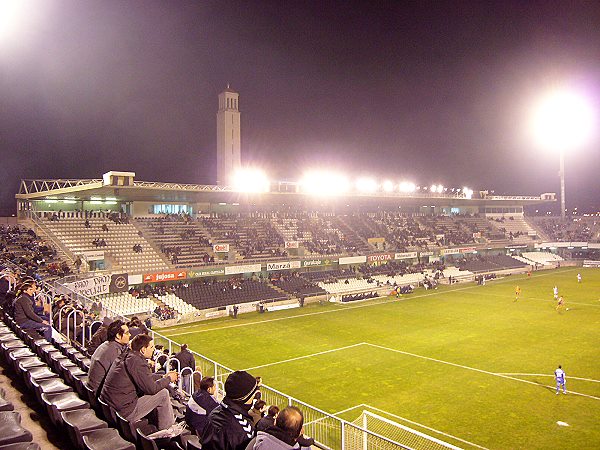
[266,261,301,271]
[213,244,230,253]
[143,271,187,283]
[367,253,394,262]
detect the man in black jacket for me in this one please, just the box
[174,344,196,393]
[185,376,218,437]
[202,370,259,450]
[100,333,179,430]
[88,319,130,395]
[13,281,51,340]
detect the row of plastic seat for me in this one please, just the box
[0,314,198,450]
[0,383,39,449]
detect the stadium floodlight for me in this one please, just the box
[463,187,474,199]
[382,180,394,192]
[530,88,596,218]
[430,184,443,194]
[300,171,350,196]
[231,168,270,193]
[399,181,416,193]
[355,177,377,193]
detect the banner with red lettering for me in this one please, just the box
[213,244,230,253]
[143,271,187,283]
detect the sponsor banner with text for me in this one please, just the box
[187,268,226,278]
[266,261,301,271]
[284,241,299,249]
[459,247,477,254]
[224,264,262,275]
[419,251,434,257]
[339,255,367,265]
[394,252,418,260]
[81,250,105,261]
[143,271,187,283]
[302,258,334,267]
[367,253,394,263]
[213,243,230,253]
[440,248,460,256]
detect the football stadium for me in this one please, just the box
[2,3,600,449]
[2,89,600,449]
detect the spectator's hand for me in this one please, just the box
[167,371,178,383]
[42,320,49,325]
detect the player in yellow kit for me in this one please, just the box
[514,285,521,302]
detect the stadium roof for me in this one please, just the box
[16,172,554,208]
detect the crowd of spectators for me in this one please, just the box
[154,304,177,320]
[533,217,600,242]
[1,225,71,279]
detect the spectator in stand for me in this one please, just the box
[202,370,259,450]
[100,334,179,431]
[256,405,279,432]
[13,280,52,340]
[174,343,196,393]
[247,406,313,450]
[88,319,130,395]
[186,376,219,437]
[86,316,112,355]
[249,400,267,425]
[128,316,149,338]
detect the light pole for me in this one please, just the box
[530,89,596,219]
[559,149,565,219]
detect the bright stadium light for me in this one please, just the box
[399,181,416,193]
[300,171,350,196]
[463,187,474,199]
[430,184,443,194]
[382,180,394,193]
[231,168,270,193]
[355,177,377,193]
[530,88,597,218]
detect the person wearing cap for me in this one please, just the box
[247,406,313,450]
[202,370,259,450]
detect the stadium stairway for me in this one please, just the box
[22,218,75,271]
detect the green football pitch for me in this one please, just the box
[157,267,600,449]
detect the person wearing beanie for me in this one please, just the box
[202,370,259,450]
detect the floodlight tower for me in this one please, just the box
[216,85,241,185]
[531,89,596,219]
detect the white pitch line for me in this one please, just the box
[364,404,489,450]
[160,270,565,337]
[364,343,600,401]
[241,343,366,371]
[330,403,367,416]
[498,373,600,383]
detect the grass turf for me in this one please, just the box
[157,267,600,449]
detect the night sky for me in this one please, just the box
[2,0,600,216]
